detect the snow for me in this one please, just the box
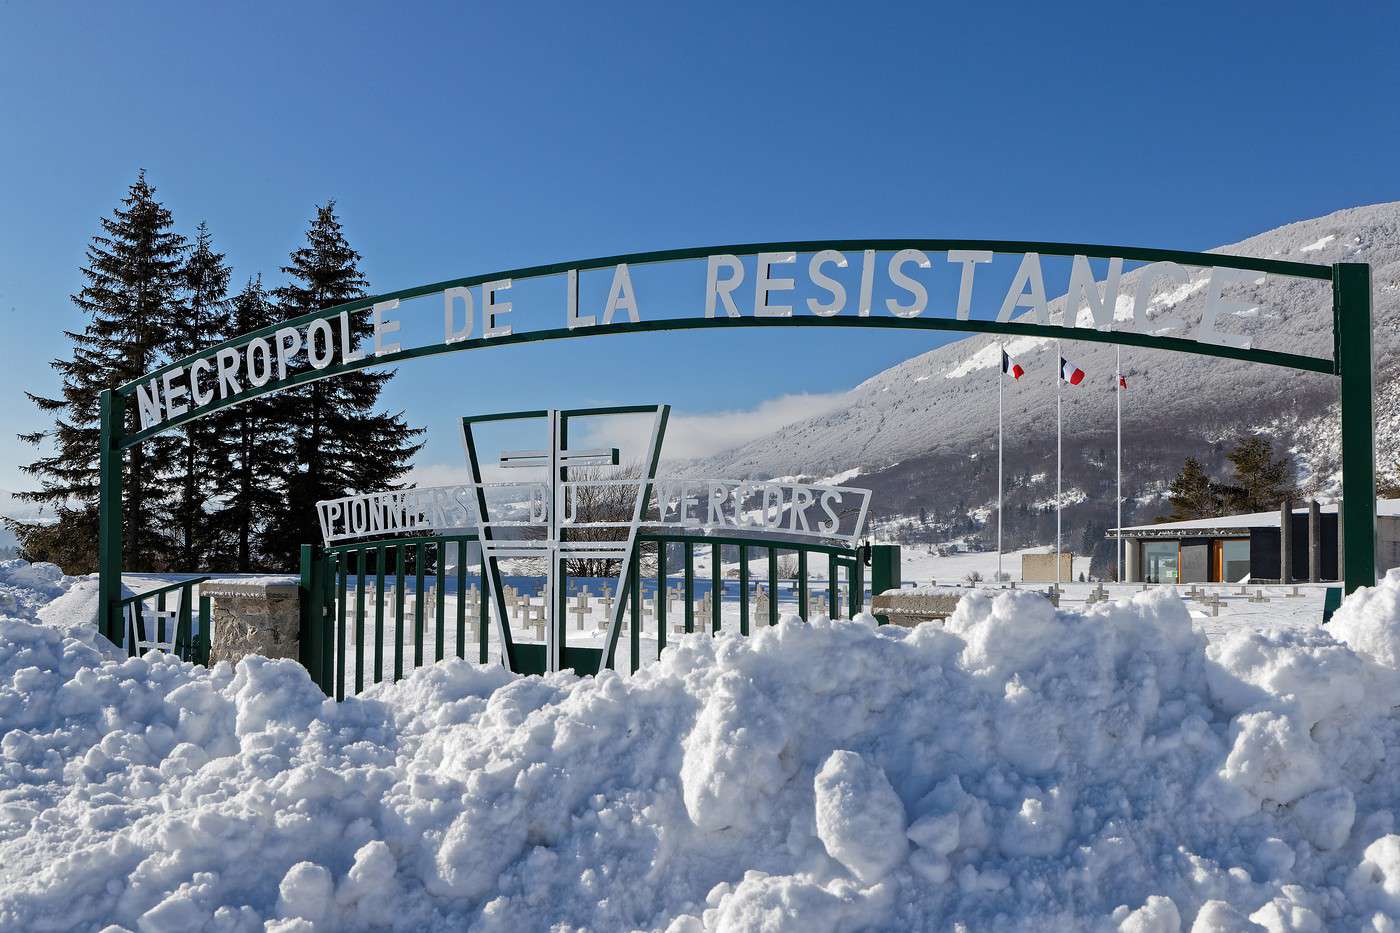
[1300,235,1336,253]
[9,558,1400,929]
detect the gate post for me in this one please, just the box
[97,389,124,646]
[867,544,902,624]
[299,544,331,694]
[1335,263,1375,594]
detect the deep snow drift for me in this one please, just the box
[6,561,1400,930]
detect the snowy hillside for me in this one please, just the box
[701,204,1400,557]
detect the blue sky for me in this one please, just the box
[1,1,1397,496]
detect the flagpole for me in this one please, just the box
[998,343,1004,582]
[1116,345,1123,585]
[1056,339,1062,587]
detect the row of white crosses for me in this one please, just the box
[350,576,846,647]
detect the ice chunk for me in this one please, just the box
[813,750,908,883]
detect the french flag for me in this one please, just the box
[1001,348,1024,380]
[1059,356,1085,385]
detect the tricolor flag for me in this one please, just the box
[1059,356,1085,385]
[1001,349,1024,380]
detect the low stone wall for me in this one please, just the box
[202,578,301,666]
[870,586,965,627]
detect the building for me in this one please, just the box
[1109,500,1400,584]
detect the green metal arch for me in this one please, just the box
[114,237,1339,449]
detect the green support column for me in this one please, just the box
[97,389,124,646]
[868,544,902,625]
[1335,262,1376,594]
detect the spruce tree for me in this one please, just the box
[12,172,186,572]
[209,276,283,571]
[1219,437,1296,513]
[167,223,231,569]
[1166,457,1221,520]
[261,203,423,567]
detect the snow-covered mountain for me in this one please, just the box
[700,203,1400,564]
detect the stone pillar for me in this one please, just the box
[1337,499,1345,583]
[1280,499,1293,584]
[1308,500,1321,583]
[1125,538,1141,583]
[202,578,301,666]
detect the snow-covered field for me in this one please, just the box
[7,558,1400,930]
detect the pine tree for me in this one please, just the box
[1219,436,1296,513]
[1166,457,1221,521]
[167,223,231,569]
[11,172,186,572]
[261,203,423,567]
[209,277,283,571]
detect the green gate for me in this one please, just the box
[299,531,879,697]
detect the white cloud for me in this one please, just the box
[404,391,850,483]
[613,392,850,464]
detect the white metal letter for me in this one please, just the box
[190,358,214,407]
[947,249,993,320]
[483,280,513,338]
[807,250,847,316]
[602,263,640,324]
[1197,266,1254,349]
[444,286,475,343]
[886,249,930,317]
[705,255,744,318]
[1064,255,1124,329]
[275,326,304,379]
[1130,261,1189,334]
[997,252,1049,324]
[564,270,593,330]
[371,300,401,356]
[307,318,335,369]
[754,252,796,317]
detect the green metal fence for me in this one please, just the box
[120,577,211,664]
[299,532,873,697]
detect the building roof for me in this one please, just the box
[1110,499,1400,537]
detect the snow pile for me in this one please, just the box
[6,563,1400,929]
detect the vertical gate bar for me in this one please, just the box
[414,544,427,669]
[853,556,865,614]
[336,553,348,702]
[97,389,124,646]
[630,554,641,674]
[478,552,489,664]
[656,541,667,658]
[551,554,562,672]
[156,590,167,649]
[711,543,721,635]
[455,539,467,659]
[374,545,386,686]
[798,550,809,620]
[684,542,695,633]
[355,551,366,694]
[176,586,192,659]
[1335,262,1376,594]
[739,544,750,636]
[768,547,779,626]
[435,543,446,663]
[394,545,407,681]
[320,553,335,687]
[828,553,839,617]
[198,594,211,667]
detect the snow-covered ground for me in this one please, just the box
[7,557,1400,930]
